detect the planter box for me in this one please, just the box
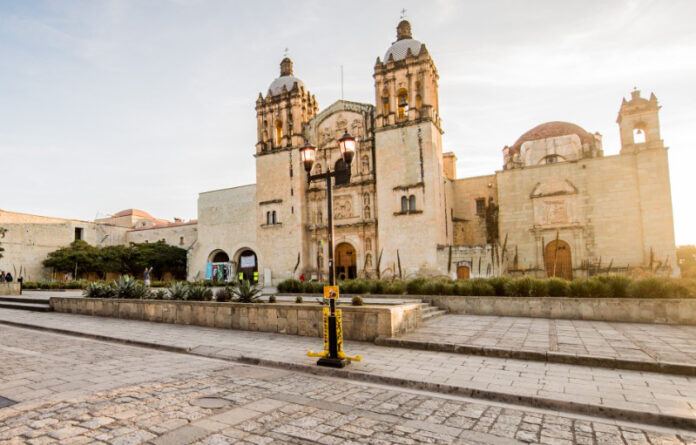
[49,297,422,341]
[419,295,696,325]
[0,283,20,296]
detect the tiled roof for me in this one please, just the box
[509,121,595,154]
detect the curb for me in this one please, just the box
[1,319,694,431]
[375,337,696,377]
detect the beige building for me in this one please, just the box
[1,19,677,283]
[189,19,677,283]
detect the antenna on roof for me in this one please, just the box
[400,8,407,20]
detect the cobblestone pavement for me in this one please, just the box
[0,309,694,426]
[397,315,696,366]
[0,325,695,445]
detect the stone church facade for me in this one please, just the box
[0,19,677,283]
[187,19,678,284]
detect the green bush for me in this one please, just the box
[368,280,387,294]
[569,278,611,298]
[150,289,168,300]
[351,295,364,306]
[547,278,570,297]
[215,286,234,302]
[488,277,511,296]
[187,285,213,301]
[167,282,189,300]
[295,295,303,303]
[628,278,690,299]
[503,277,548,297]
[84,282,116,299]
[406,278,427,295]
[421,279,446,295]
[115,275,149,299]
[471,278,495,296]
[596,275,632,298]
[268,295,277,303]
[385,280,406,295]
[453,280,473,296]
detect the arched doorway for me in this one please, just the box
[207,250,230,283]
[335,242,357,280]
[236,249,259,284]
[457,264,470,279]
[545,240,573,280]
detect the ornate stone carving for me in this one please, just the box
[333,195,353,219]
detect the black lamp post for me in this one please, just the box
[300,130,356,368]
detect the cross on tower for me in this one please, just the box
[400,8,407,20]
[283,47,289,58]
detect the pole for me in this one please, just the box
[326,171,335,286]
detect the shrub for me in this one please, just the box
[421,280,446,295]
[569,278,611,298]
[167,282,189,300]
[304,282,325,294]
[441,281,456,295]
[84,282,116,299]
[268,295,277,303]
[406,278,427,295]
[186,285,213,301]
[453,280,473,296]
[277,279,296,293]
[471,278,495,296]
[349,279,369,294]
[231,280,262,303]
[385,280,406,295]
[215,286,234,302]
[505,277,533,297]
[351,295,364,306]
[547,278,570,297]
[295,295,303,304]
[151,289,168,300]
[628,278,690,299]
[488,277,511,296]
[115,275,150,299]
[369,280,387,294]
[596,275,632,298]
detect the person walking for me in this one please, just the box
[17,276,23,295]
[143,267,153,287]
[5,272,13,282]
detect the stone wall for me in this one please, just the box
[0,283,20,296]
[419,295,696,325]
[50,298,422,341]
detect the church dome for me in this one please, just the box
[384,20,423,62]
[510,121,595,153]
[268,57,305,96]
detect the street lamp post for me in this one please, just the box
[301,130,357,368]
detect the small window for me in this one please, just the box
[416,94,422,109]
[272,211,277,224]
[409,195,416,212]
[179,236,184,245]
[397,89,408,119]
[476,198,486,215]
[401,196,408,213]
[633,127,646,144]
[266,211,271,225]
[541,155,561,165]
[74,227,83,241]
[274,120,283,146]
[382,87,390,114]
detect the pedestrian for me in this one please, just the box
[144,267,153,287]
[0,271,4,283]
[5,272,12,282]
[299,273,305,282]
[17,276,23,295]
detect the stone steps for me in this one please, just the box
[0,297,52,312]
[420,302,447,321]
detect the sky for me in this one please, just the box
[1,0,695,244]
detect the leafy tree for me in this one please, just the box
[128,241,187,280]
[678,245,696,279]
[43,241,103,277]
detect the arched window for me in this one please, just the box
[416,94,422,109]
[409,195,416,212]
[272,211,277,224]
[401,196,408,213]
[274,120,283,146]
[633,127,646,144]
[266,211,271,225]
[382,87,390,115]
[540,155,563,165]
[397,89,408,119]
[179,236,184,245]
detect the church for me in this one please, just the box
[186,19,678,285]
[0,19,678,284]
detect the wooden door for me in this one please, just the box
[545,240,572,280]
[457,265,470,279]
[335,243,356,280]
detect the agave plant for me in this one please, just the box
[186,285,213,301]
[84,282,116,299]
[167,282,189,300]
[232,280,262,303]
[215,286,235,302]
[115,275,150,299]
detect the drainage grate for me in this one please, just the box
[0,396,17,408]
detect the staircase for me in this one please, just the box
[0,296,52,312]
[420,301,446,321]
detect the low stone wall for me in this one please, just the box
[419,295,696,325]
[0,283,20,296]
[49,298,422,341]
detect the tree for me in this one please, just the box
[677,245,696,279]
[43,241,103,277]
[129,241,187,280]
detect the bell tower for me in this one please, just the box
[373,20,451,276]
[254,57,318,283]
[617,89,663,154]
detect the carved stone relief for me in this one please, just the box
[334,195,354,219]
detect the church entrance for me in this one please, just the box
[335,242,357,280]
[545,240,573,280]
[236,249,259,283]
[456,265,470,279]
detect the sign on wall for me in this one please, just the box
[240,255,256,268]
